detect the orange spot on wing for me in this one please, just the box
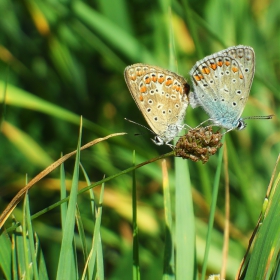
[139,95,144,101]
[210,63,217,70]
[194,74,202,81]
[130,75,136,81]
[145,77,151,84]
[151,76,157,82]
[232,66,238,73]
[165,79,173,86]
[140,86,147,93]
[239,74,244,79]
[158,77,165,83]
[225,61,230,66]
[201,67,210,74]
[173,85,180,92]
[217,60,223,67]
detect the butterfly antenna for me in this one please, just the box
[124,118,156,135]
[242,115,274,120]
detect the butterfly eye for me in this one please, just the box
[237,120,246,130]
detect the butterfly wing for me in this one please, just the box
[189,46,255,129]
[221,45,255,110]
[124,64,189,142]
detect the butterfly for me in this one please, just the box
[124,64,190,146]
[189,45,271,131]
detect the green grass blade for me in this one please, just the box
[0,230,12,279]
[200,137,225,280]
[34,232,49,280]
[13,223,25,280]
[56,119,82,279]
[79,164,94,280]
[241,157,280,279]
[75,204,88,271]
[181,0,204,58]
[71,20,126,71]
[0,69,8,130]
[87,180,105,279]
[22,191,31,280]
[24,191,40,280]
[162,160,174,279]
[2,121,53,167]
[132,151,140,280]
[0,82,94,130]
[60,159,67,229]
[175,157,195,279]
[73,1,156,63]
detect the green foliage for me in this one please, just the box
[238,157,280,279]
[0,0,279,279]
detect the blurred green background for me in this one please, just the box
[0,0,279,279]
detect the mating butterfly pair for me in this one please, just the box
[124,45,272,147]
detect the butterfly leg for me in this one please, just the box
[181,123,193,130]
[192,118,214,130]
